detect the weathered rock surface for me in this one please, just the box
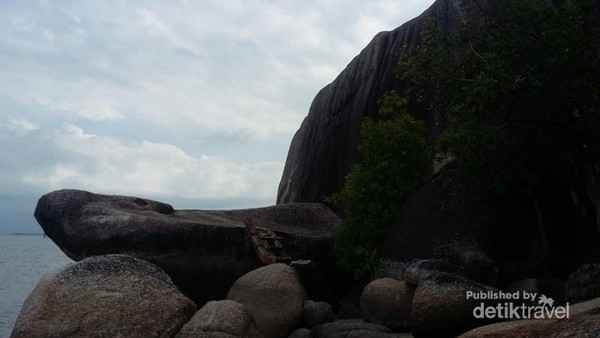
[311,319,394,338]
[277,0,462,204]
[403,259,461,286]
[278,0,600,287]
[35,189,341,304]
[291,260,338,306]
[506,278,566,305]
[566,263,600,302]
[177,300,261,338]
[433,243,499,286]
[459,297,600,337]
[361,278,414,330]
[373,259,410,280]
[227,264,307,338]
[11,255,196,338]
[303,300,335,328]
[379,168,576,285]
[288,328,313,338]
[410,273,497,337]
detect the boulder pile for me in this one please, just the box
[34,189,342,305]
[13,244,600,337]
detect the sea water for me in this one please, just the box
[0,235,73,338]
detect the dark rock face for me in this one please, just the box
[410,274,499,337]
[379,167,600,284]
[277,0,462,204]
[303,300,335,328]
[433,243,499,286]
[34,189,341,304]
[459,314,600,338]
[566,264,600,302]
[312,319,394,338]
[403,259,461,286]
[278,0,600,287]
[11,255,196,338]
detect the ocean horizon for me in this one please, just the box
[0,234,73,337]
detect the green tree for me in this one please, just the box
[400,0,600,273]
[329,91,431,277]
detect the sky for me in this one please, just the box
[0,0,434,234]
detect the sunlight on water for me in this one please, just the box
[0,235,73,337]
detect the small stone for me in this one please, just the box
[303,300,335,328]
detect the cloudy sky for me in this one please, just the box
[0,0,433,233]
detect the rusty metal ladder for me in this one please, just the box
[245,218,292,265]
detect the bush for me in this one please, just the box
[328,91,431,277]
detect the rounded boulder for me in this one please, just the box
[360,278,415,330]
[226,263,307,338]
[177,300,261,337]
[11,254,196,338]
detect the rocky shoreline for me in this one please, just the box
[10,189,600,337]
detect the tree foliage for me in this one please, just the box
[400,0,600,195]
[398,0,600,273]
[328,91,431,277]
[332,0,600,277]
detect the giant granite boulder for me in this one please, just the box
[277,0,462,205]
[277,0,600,286]
[11,255,196,338]
[34,189,341,304]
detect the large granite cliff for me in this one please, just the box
[277,0,600,282]
[277,0,462,204]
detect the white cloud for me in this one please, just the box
[0,117,40,136]
[0,0,435,231]
[18,123,282,202]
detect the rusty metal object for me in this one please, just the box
[245,218,291,265]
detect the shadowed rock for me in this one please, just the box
[312,319,394,338]
[410,273,499,337]
[177,300,261,338]
[34,189,341,304]
[459,297,600,338]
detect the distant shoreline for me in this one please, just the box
[5,233,45,236]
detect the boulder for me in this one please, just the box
[34,189,341,304]
[227,264,307,338]
[373,259,410,280]
[288,328,313,338]
[311,319,393,338]
[11,255,196,338]
[361,278,415,330]
[506,278,566,306]
[303,300,335,328]
[177,300,261,338]
[291,260,338,306]
[433,243,499,286]
[276,0,463,205]
[410,274,498,337]
[566,263,600,302]
[459,297,600,338]
[403,259,461,285]
[277,0,600,290]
